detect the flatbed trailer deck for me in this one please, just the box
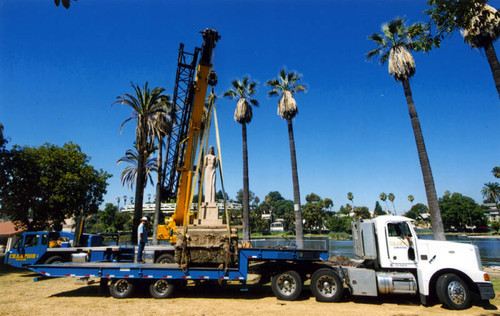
[29,248,329,299]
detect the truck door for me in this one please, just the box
[386,221,417,266]
[8,233,47,267]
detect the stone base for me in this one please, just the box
[196,202,223,226]
[175,226,238,266]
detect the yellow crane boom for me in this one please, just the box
[158,29,220,242]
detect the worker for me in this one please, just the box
[137,216,148,263]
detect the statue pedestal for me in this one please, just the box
[196,202,223,226]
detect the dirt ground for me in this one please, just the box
[1,261,499,316]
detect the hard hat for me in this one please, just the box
[141,216,148,221]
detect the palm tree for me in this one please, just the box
[223,76,259,243]
[347,192,354,209]
[427,1,500,98]
[462,3,500,98]
[266,68,306,249]
[482,182,500,210]
[493,166,500,179]
[117,143,157,190]
[388,193,396,215]
[151,96,171,245]
[114,82,168,244]
[380,192,389,213]
[367,18,446,241]
[116,197,121,211]
[123,196,127,206]
[408,195,415,206]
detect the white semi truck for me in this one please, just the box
[338,215,495,309]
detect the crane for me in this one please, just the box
[157,29,220,243]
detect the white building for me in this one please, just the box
[120,201,242,217]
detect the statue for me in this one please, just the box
[204,146,218,203]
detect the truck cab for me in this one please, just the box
[351,215,495,309]
[4,231,104,268]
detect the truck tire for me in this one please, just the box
[109,279,134,299]
[44,255,64,264]
[155,253,175,264]
[271,270,302,301]
[436,273,471,310]
[149,279,175,299]
[310,268,343,302]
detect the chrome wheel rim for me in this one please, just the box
[447,280,466,305]
[276,274,297,296]
[316,275,337,298]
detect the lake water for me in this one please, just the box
[250,235,500,267]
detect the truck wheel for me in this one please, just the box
[109,279,134,299]
[149,279,175,299]
[44,255,64,264]
[155,253,175,264]
[310,268,343,302]
[436,273,471,310]
[271,270,302,301]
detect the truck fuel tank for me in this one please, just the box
[377,271,417,295]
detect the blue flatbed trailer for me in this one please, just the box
[28,248,330,300]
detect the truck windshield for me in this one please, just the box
[387,222,412,238]
[24,234,39,247]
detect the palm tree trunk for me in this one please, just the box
[133,141,146,245]
[153,139,163,245]
[287,118,304,249]
[242,123,250,242]
[402,79,446,241]
[484,41,500,99]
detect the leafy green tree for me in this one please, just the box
[114,82,168,245]
[439,192,487,231]
[491,221,500,233]
[236,189,256,205]
[373,201,385,216]
[367,18,446,241]
[327,215,353,233]
[97,203,131,233]
[223,76,259,243]
[482,182,500,210]
[353,206,371,219]
[324,198,333,211]
[405,203,429,220]
[302,193,328,233]
[426,1,500,98]
[266,68,306,249]
[0,142,110,230]
[338,205,349,215]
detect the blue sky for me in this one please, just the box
[1,0,499,215]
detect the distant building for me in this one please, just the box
[270,220,284,232]
[120,202,242,217]
[483,203,499,222]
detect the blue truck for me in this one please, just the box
[4,231,175,268]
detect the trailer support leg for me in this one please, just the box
[99,278,109,295]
